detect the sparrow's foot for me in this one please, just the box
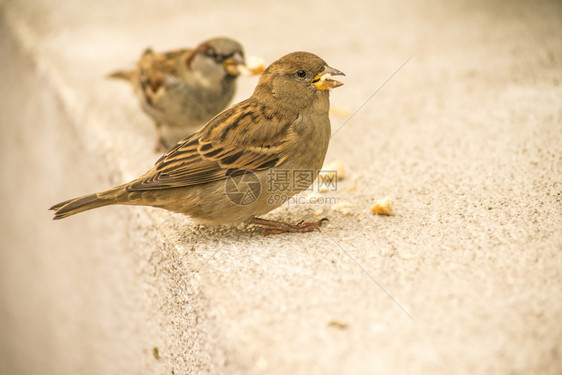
[250,217,328,235]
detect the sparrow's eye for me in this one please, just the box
[296,69,306,78]
[205,49,227,63]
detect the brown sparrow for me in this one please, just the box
[52,51,344,235]
[109,37,246,151]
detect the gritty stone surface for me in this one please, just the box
[1,0,561,374]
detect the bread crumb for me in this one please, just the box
[240,56,265,76]
[313,208,324,216]
[319,72,336,82]
[331,201,354,215]
[329,107,351,117]
[370,196,394,216]
[398,252,414,260]
[319,160,346,188]
[256,357,268,370]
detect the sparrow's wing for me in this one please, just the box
[138,48,192,105]
[127,99,297,191]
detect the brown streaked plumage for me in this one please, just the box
[109,37,246,151]
[52,51,344,234]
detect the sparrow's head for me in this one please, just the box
[254,51,344,109]
[190,37,246,78]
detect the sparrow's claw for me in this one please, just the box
[296,217,328,229]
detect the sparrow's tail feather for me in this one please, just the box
[50,186,127,220]
[107,69,135,82]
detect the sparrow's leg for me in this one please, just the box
[250,217,328,235]
[154,125,168,153]
[155,139,167,153]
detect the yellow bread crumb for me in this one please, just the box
[319,160,346,187]
[370,196,394,216]
[313,208,324,216]
[329,107,352,117]
[240,55,265,76]
[331,201,354,215]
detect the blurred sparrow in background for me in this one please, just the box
[109,37,248,151]
[52,52,344,235]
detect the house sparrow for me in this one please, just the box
[109,37,247,151]
[51,52,344,235]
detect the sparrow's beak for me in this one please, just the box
[312,66,345,90]
[224,52,245,76]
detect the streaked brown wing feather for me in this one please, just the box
[127,99,294,191]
